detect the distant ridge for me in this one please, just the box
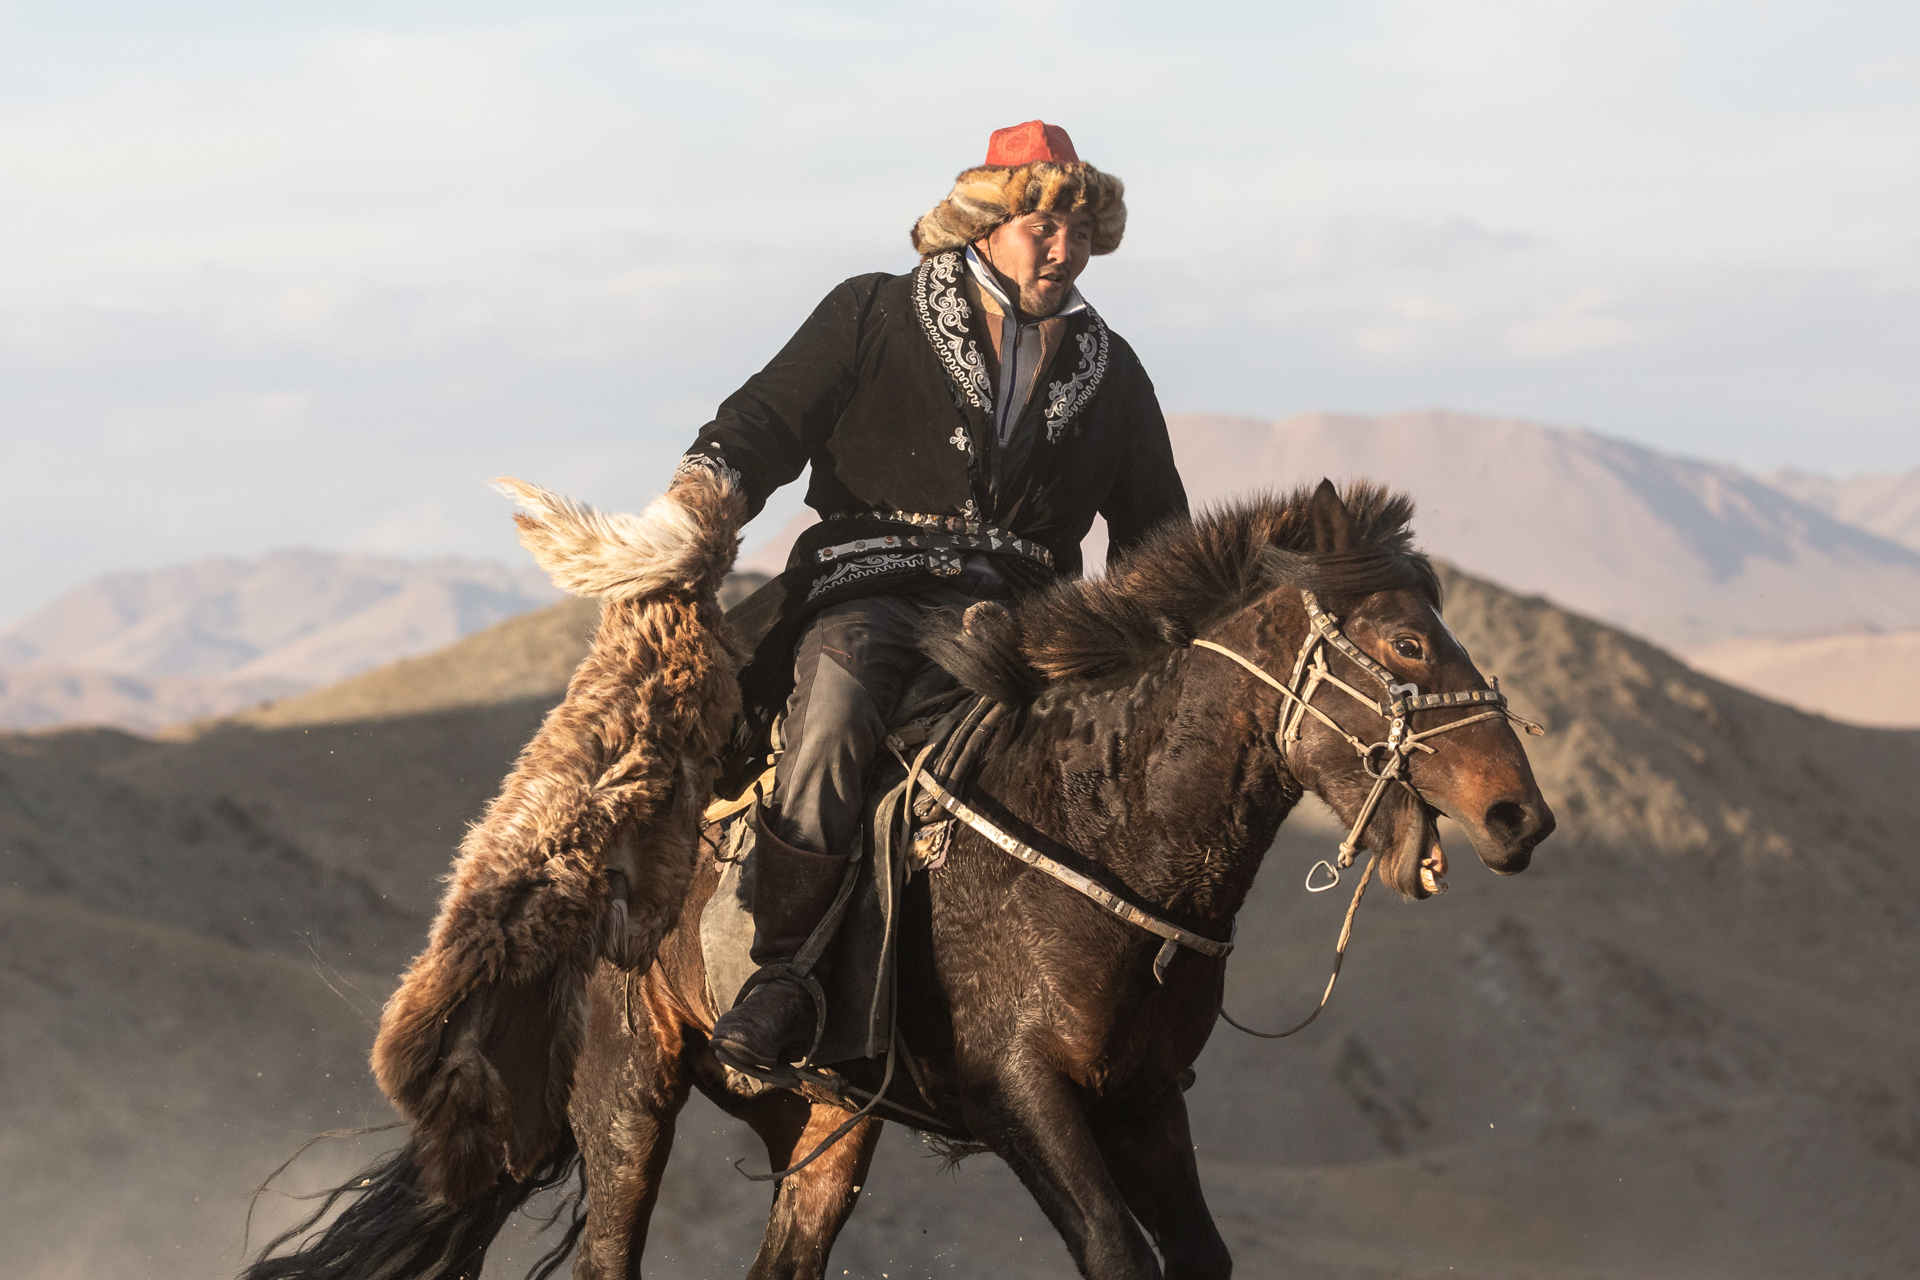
[0,550,560,733]
[1764,466,1920,553]
[213,597,600,732]
[1686,627,1920,728]
[0,664,304,734]
[1166,411,1920,650]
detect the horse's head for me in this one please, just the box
[1264,481,1555,899]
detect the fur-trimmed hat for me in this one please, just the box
[910,120,1126,258]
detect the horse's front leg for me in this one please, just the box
[690,1058,882,1280]
[1091,1083,1232,1280]
[960,1052,1162,1279]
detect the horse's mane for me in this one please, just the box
[923,481,1438,706]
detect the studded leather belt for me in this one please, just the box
[813,523,1054,574]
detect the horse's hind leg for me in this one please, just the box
[694,1072,882,1280]
[569,966,694,1279]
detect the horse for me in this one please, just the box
[243,479,1555,1280]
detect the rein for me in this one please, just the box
[907,764,1234,982]
[1193,588,1545,1037]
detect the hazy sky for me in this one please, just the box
[3,1,1917,620]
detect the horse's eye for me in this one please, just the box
[1392,637,1425,661]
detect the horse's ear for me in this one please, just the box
[1308,479,1354,554]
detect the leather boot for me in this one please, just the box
[709,809,850,1071]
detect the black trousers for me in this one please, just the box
[768,578,997,860]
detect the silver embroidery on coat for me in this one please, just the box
[913,253,993,419]
[1041,309,1111,444]
[807,551,916,600]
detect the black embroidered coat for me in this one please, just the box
[679,249,1188,786]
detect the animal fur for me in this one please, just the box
[922,480,1439,705]
[369,471,746,1205]
[910,160,1128,257]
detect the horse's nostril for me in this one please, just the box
[1484,800,1529,840]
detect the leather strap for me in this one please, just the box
[704,765,777,826]
[907,767,1233,982]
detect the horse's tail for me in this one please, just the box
[240,1131,585,1280]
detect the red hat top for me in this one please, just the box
[910,120,1123,256]
[984,120,1080,167]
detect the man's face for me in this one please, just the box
[975,208,1095,318]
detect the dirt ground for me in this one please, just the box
[2,568,1915,1278]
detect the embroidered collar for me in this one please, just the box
[911,249,1111,452]
[911,252,993,433]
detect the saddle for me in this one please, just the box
[696,667,997,1066]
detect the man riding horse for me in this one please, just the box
[672,120,1189,1072]
[240,117,1563,1280]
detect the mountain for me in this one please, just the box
[2,565,1916,1278]
[0,550,560,733]
[1164,412,1920,651]
[1764,466,1920,553]
[0,549,559,678]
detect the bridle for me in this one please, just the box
[1193,587,1546,1040]
[1194,588,1543,892]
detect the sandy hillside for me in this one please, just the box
[2,566,1916,1279]
[1687,628,1920,728]
[212,574,763,737]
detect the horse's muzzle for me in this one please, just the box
[1470,797,1556,874]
